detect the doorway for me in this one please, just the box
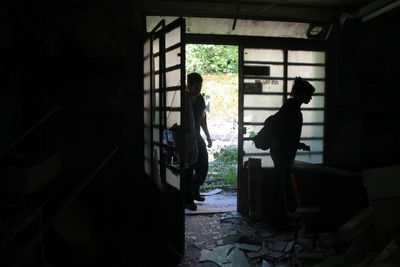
[185,44,239,214]
[144,17,328,263]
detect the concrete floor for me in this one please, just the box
[185,190,237,215]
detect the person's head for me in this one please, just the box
[290,77,315,104]
[187,72,203,97]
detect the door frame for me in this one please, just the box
[143,17,187,260]
[186,34,329,214]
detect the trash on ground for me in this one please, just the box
[201,188,223,196]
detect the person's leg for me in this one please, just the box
[282,161,296,212]
[185,164,197,210]
[193,137,208,201]
[272,157,293,230]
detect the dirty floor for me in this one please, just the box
[185,190,237,215]
[178,211,400,267]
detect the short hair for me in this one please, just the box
[290,77,315,97]
[187,72,203,86]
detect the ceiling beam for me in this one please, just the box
[354,0,400,21]
[135,0,338,23]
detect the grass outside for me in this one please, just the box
[202,144,237,191]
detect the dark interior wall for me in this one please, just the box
[326,10,400,168]
[357,11,400,167]
[325,18,362,166]
[1,0,160,264]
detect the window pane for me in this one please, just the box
[300,139,323,152]
[243,110,278,123]
[244,95,283,108]
[166,90,180,107]
[295,153,323,164]
[143,108,150,127]
[166,27,181,48]
[301,125,324,138]
[302,110,324,123]
[166,69,181,87]
[154,56,160,71]
[245,125,263,138]
[153,38,159,54]
[245,79,284,93]
[155,74,160,89]
[166,168,180,189]
[167,111,180,128]
[304,96,324,108]
[287,80,325,94]
[288,65,325,79]
[288,51,325,64]
[154,146,160,161]
[144,39,151,56]
[154,109,159,124]
[244,49,284,62]
[312,81,325,94]
[144,57,151,78]
[147,16,310,39]
[243,156,274,168]
[155,92,159,106]
[166,47,181,68]
[153,128,160,142]
[245,63,284,77]
[243,140,263,154]
[144,75,150,92]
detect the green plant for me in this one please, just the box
[207,145,238,188]
[186,44,238,74]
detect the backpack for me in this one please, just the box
[253,114,277,150]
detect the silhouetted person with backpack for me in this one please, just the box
[271,77,315,231]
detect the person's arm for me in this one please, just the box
[200,111,212,148]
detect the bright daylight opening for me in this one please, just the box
[185,44,239,213]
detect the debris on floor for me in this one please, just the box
[198,244,234,265]
[182,209,400,267]
[201,188,223,196]
[181,164,400,267]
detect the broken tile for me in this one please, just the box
[227,248,249,267]
[237,227,257,236]
[198,244,234,265]
[235,243,261,252]
[284,240,296,253]
[272,240,287,252]
[199,249,212,262]
[205,244,216,250]
[247,248,271,259]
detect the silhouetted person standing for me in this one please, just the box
[271,77,315,230]
[190,73,212,202]
[184,74,199,211]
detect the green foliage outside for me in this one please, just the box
[203,145,238,190]
[186,44,238,74]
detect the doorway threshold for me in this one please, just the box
[185,190,237,215]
